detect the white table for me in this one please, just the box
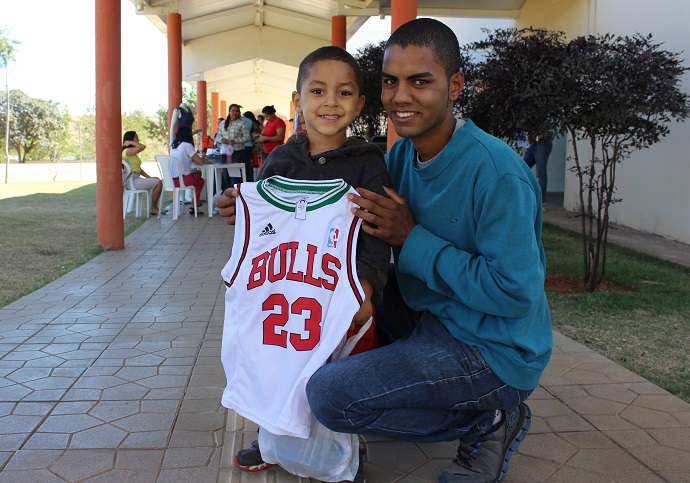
[193,162,246,217]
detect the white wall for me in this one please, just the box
[0,161,161,184]
[518,0,690,244]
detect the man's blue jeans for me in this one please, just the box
[523,140,553,200]
[306,271,531,444]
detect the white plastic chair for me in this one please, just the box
[155,154,198,220]
[122,159,151,219]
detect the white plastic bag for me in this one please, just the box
[258,318,372,482]
[259,418,359,481]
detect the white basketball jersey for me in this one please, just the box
[221,176,364,438]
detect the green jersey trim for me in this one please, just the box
[255,176,352,212]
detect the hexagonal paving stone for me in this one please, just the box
[51,449,116,481]
[38,414,103,433]
[113,412,176,432]
[69,424,129,449]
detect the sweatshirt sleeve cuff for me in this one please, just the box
[398,225,440,276]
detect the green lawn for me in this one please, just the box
[0,182,146,308]
[543,223,690,402]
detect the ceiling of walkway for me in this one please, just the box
[131,0,525,115]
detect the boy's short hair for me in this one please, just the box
[385,18,460,79]
[296,46,364,95]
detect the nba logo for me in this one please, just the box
[328,228,339,248]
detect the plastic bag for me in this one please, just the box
[259,418,359,481]
[258,318,373,482]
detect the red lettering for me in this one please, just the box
[289,297,322,351]
[263,293,289,347]
[247,252,269,290]
[321,253,340,291]
[285,242,304,283]
[267,243,288,283]
[303,244,322,288]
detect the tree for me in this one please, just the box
[0,89,67,162]
[1,28,19,182]
[466,28,568,144]
[464,28,689,291]
[145,105,169,145]
[351,41,387,139]
[562,34,689,291]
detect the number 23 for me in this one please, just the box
[262,294,322,351]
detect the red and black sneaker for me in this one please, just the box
[233,440,275,472]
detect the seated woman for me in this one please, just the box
[122,131,163,215]
[170,126,206,215]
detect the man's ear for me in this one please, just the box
[449,71,464,102]
[292,91,302,112]
[356,95,365,116]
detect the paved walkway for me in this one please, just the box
[0,209,689,482]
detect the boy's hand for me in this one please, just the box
[350,299,373,330]
[350,279,373,330]
[215,188,238,225]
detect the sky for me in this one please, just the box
[1,1,511,116]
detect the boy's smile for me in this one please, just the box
[294,59,365,154]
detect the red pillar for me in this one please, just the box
[95,0,123,249]
[167,13,182,132]
[197,80,207,135]
[211,92,220,135]
[387,0,418,150]
[391,0,418,31]
[221,100,227,118]
[332,16,346,48]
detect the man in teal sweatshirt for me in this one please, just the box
[306,18,552,483]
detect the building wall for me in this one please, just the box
[517,0,690,244]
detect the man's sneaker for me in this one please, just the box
[233,440,275,472]
[439,403,531,483]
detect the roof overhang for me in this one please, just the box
[130,0,526,116]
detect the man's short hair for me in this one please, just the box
[385,18,461,78]
[296,46,364,95]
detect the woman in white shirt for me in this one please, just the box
[170,126,206,215]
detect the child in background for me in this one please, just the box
[224,46,391,482]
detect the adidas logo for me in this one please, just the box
[259,223,276,237]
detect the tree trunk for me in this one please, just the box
[4,69,9,183]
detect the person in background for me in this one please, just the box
[243,111,263,177]
[240,109,258,182]
[295,111,307,134]
[256,114,265,129]
[170,126,206,215]
[214,117,225,148]
[523,130,553,203]
[122,131,163,215]
[256,105,286,162]
[218,104,251,185]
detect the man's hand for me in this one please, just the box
[214,188,238,225]
[348,187,415,247]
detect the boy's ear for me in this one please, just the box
[356,95,365,116]
[292,90,302,112]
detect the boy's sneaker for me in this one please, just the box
[439,403,531,483]
[233,440,274,472]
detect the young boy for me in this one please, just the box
[222,46,391,480]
